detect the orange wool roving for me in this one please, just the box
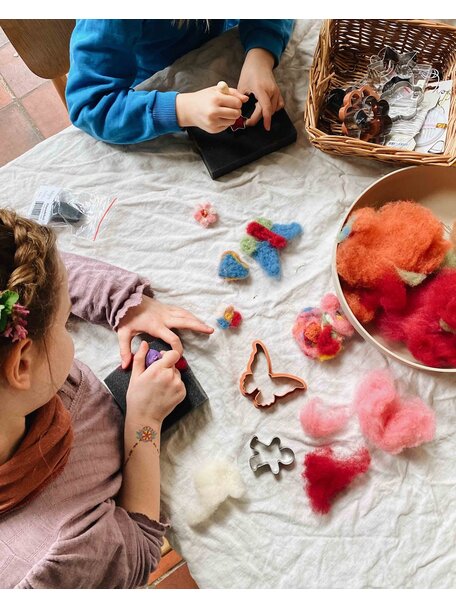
[337,200,451,323]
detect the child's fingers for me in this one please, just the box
[117,326,134,369]
[228,87,249,103]
[170,307,214,333]
[216,107,241,121]
[277,92,285,110]
[271,89,281,114]
[131,340,149,379]
[155,349,181,369]
[173,316,214,334]
[245,104,262,127]
[217,93,243,110]
[156,327,183,355]
[257,91,272,131]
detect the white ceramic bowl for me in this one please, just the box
[332,165,456,373]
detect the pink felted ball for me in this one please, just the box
[354,369,435,454]
[293,293,354,362]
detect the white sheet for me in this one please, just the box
[1,20,456,589]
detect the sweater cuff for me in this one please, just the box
[150,91,180,135]
[113,282,154,330]
[242,29,283,68]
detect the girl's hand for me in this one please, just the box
[176,85,248,133]
[117,296,213,369]
[126,341,186,424]
[237,48,284,131]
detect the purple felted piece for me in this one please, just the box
[145,349,162,367]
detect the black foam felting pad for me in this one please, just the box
[104,335,208,432]
[187,108,297,180]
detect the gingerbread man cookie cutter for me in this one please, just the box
[249,435,295,475]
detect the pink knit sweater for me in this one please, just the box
[0,253,168,589]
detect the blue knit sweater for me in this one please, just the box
[66,19,294,144]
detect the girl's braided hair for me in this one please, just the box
[0,208,60,359]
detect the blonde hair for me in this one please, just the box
[0,208,60,354]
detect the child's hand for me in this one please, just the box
[176,85,248,133]
[237,48,284,131]
[117,296,213,369]
[126,341,186,424]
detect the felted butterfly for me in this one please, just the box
[240,218,302,279]
[239,340,307,408]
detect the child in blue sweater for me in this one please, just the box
[66,19,294,144]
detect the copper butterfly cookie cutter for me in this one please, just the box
[239,340,307,408]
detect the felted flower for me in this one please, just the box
[194,203,218,228]
[293,294,353,362]
[216,305,242,330]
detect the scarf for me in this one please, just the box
[0,395,73,515]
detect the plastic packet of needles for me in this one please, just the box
[28,185,116,241]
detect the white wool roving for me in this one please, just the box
[186,459,246,527]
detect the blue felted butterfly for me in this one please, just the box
[240,218,302,279]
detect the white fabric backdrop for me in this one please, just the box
[1,20,455,588]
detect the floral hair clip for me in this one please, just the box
[0,290,29,342]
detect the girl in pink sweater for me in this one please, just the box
[0,209,213,588]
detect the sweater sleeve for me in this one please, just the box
[15,506,168,589]
[62,251,153,330]
[238,19,295,67]
[66,19,180,144]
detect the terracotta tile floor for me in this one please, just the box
[0,25,198,589]
[0,27,71,167]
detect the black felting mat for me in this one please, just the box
[104,335,208,432]
[187,108,297,179]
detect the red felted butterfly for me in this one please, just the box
[240,340,307,408]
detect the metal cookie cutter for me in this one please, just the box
[249,435,295,475]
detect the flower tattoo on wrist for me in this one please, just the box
[124,425,160,466]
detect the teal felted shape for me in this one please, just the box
[252,241,281,278]
[218,251,249,280]
[271,222,302,241]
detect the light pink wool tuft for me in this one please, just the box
[300,398,351,438]
[354,369,435,454]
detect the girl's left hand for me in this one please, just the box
[237,48,284,131]
[117,296,214,369]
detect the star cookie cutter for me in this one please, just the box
[249,435,295,475]
[240,340,307,408]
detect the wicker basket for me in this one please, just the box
[304,19,456,166]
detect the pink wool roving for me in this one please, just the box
[300,398,351,438]
[354,370,435,454]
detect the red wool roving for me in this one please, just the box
[303,447,371,514]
